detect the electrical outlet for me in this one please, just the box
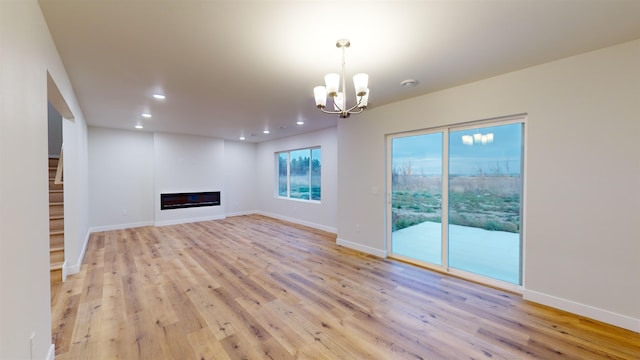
[356,224,360,232]
[122,209,127,216]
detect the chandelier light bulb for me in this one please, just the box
[462,131,495,145]
[358,88,369,108]
[314,86,327,108]
[486,133,494,143]
[324,73,340,97]
[353,73,369,96]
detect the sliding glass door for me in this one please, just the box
[391,133,443,265]
[388,119,524,286]
[448,123,523,284]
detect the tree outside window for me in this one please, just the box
[276,147,321,201]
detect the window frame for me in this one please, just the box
[275,146,322,202]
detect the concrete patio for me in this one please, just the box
[392,221,521,284]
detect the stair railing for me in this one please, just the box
[54,144,63,185]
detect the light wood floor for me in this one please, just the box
[51,214,639,359]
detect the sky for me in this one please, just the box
[392,123,522,176]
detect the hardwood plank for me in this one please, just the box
[187,328,231,360]
[52,215,640,359]
[51,292,79,355]
[264,299,366,359]
[237,298,306,355]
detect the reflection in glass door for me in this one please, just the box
[389,119,524,286]
[391,133,443,265]
[449,123,523,284]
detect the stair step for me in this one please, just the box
[50,217,64,231]
[50,264,63,284]
[49,180,63,190]
[50,260,63,284]
[49,157,64,285]
[50,246,64,263]
[49,202,64,217]
[49,190,64,202]
[50,231,64,247]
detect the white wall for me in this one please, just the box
[88,127,155,230]
[0,1,90,359]
[62,116,90,276]
[47,101,62,156]
[337,40,640,331]
[87,130,260,229]
[224,140,258,216]
[256,127,338,232]
[153,133,226,225]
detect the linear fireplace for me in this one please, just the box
[160,191,221,210]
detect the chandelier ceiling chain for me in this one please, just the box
[314,39,370,119]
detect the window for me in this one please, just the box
[276,147,321,201]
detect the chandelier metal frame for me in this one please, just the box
[314,39,369,119]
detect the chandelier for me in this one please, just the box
[462,131,494,145]
[314,39,369,118]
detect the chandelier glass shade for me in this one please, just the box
[314,39,369,118]
[462,132,494,145]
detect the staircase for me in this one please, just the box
[49,157,64,284]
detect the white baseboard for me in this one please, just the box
[89,221,155,233]
[64,229,92,276]
[225,210,259,217]
[336,237,387,258]
[61,260,68,281]
[524,289,640,333]
[45,343,55,360]
[155,215,226,227]
[257,211,337,234]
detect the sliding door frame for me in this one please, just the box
[385,114,526,293]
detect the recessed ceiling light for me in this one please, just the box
[239,136,245,140]
[135,124,143,129]
[296,121,304,125]
[263,130,270,134]
[401,79,419,88]
[153,94,166,100]
[141,113,152,118]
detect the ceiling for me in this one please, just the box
[39,0,640,143]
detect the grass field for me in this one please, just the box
[392,174,521,232]
[279,175,321,200]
